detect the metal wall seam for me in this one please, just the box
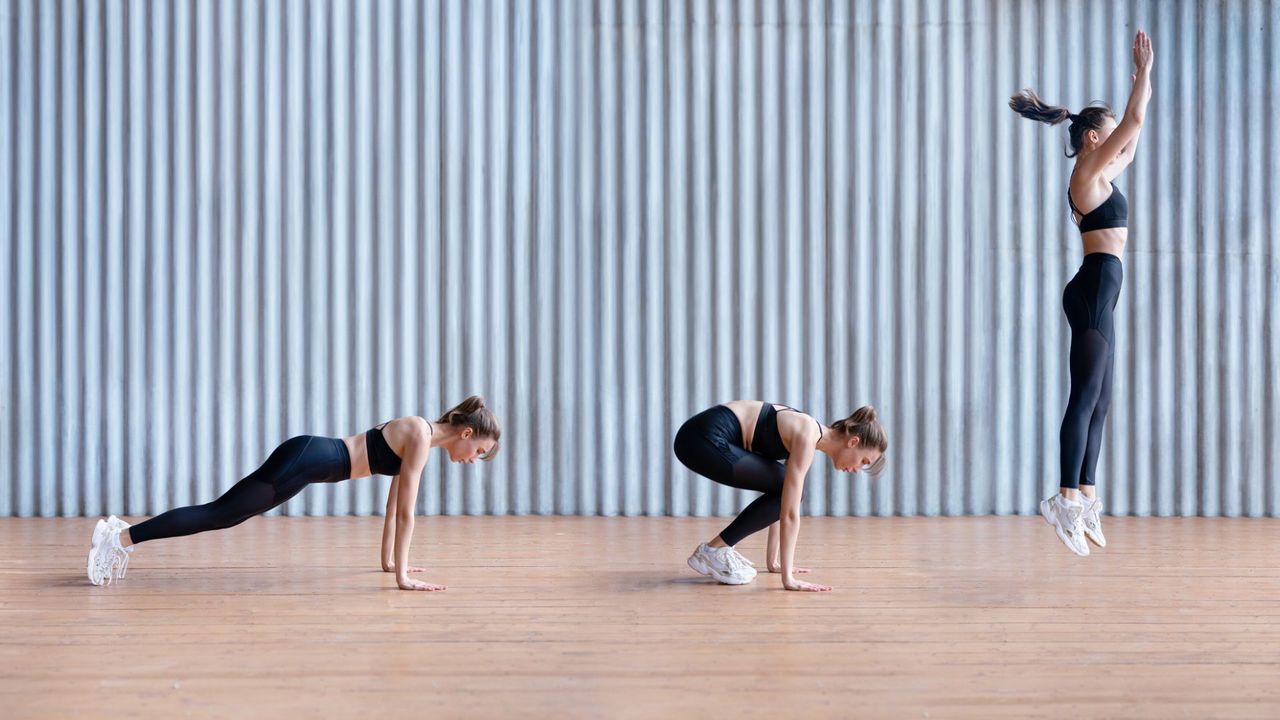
[2,1,1277,518]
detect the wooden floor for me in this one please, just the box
[1,517,1278,719]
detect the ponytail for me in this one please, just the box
[437,395,502,460]
[1008,88,1072,125]
[1009,88,1116,158]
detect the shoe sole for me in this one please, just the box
[687,552,754,585]
[87,519,108,586]
[1040,499,1089,557]
[711,570,754,585]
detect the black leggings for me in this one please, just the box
[674,406,793,547]
[129,435,352,545]
[1059,253,1123,490]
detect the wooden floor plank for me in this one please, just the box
[2,517,1278,718]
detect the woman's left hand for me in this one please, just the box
[398,577,447,591]
[782,577,832,592]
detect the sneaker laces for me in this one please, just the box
[106,519,133,578]
[1082,499,1103,531]
[718,548,748,572]
[115,544,132,579]
[1066,504,1085,540]
[1053,498,1084,539]
[104,531,131,583]
[729,548,755,568]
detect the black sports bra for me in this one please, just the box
[1068,181,1128,233]
[366,423,403,476]
[751,404,821,461]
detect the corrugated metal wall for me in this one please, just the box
[2,1,1277,519]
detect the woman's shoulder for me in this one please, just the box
[382,415,432,440]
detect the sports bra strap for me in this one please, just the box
[775,405,824,438]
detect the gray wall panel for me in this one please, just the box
[2,0,1277,518]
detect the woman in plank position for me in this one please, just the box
[87,396,500,591]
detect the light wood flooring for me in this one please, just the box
[2,517,1278,719]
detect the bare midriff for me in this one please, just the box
[342,434,370,479]
[1080,228,1127,258]
[720,400,797,454]
[720,400,763,452]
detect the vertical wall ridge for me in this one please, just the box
[2,0,1276,518]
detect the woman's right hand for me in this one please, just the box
[398,577,447,591]
[782,577,832,592]
[1132,29,1153,71]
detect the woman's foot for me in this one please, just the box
[1039,494,1089,557]
[1079,495,1107,547]
[87,518,132,586]
[687,543,756,585]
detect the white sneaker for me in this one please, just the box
[1079,496,1107,548]
[687,543,756,585]
[86,518,132,586]
[106,516,133,577]
[87,519,110,585]
[728,547,755,569]
[1039,494,1089,557]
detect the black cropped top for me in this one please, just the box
[1068,182,1128,233]
[365,424,403,476]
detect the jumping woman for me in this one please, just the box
[674,401,888,591]
[86,396,501,590]
[1010,30,1153,556]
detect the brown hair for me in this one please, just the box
[829,405,888,476]
[1008,88,1115,158]
[437,395,501,460]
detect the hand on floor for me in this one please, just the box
[783,578,831,592]
[398,578,447,591]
